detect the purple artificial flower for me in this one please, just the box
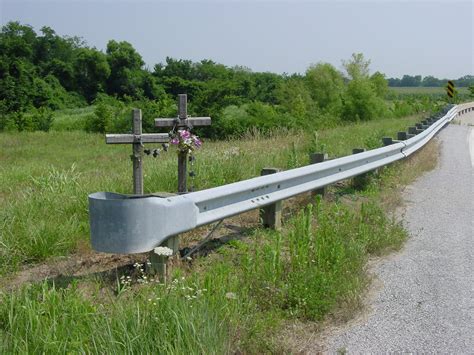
[171,137,179,145]
[193,137,202,148]
[179,130,191,139]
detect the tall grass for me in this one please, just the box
[0,114,421,274]
[0,112,415,352]
[0,197,406,353]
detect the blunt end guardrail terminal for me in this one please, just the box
[89,192,198,254]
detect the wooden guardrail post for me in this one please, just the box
[352,148,369,189]
[415,124,424,134]
[397,131,408,140]
[382,137,393,146]
[147,192,180,281]
[260,168,282,230]
[309,152,328,197]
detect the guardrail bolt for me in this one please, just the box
[260,168,282,230]
[309,152,328,197]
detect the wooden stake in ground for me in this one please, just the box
[155,94,211,194]
[106,109,169,194]
[260,168,282,230]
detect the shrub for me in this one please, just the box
[31,107,54,132]
[84,101,113,133]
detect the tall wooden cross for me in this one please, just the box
[155,94,211,193]
[106,109,169,195]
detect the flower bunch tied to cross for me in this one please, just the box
[170,129,202,153]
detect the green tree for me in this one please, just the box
[305,63,344,112]
[277,77,313,119]
[342,53,370,80]
[342,79,380,121]
[421,75,441,87]
[251,72,283,104]
[370,71,388,98]
[74,48,110,102]
[400,75,422,87]
[106,40,145,98]
[341,53,387,121]
[0,22,37,60]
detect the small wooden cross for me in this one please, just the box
[106,109,169,195]
[155,94,211,193]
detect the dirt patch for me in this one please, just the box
[0,251,148,292]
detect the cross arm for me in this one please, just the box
[105,133,170,144]
[154,117,212,128]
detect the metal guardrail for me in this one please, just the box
[89,103,474,254]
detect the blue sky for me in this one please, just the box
[1,0,472,78]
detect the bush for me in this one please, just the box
[31,107,54,132]
[7,111,35,132]
[84,101,113,133]
[219,102,298,138]
[342,79,386,121]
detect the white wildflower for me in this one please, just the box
[153,246,174,256]
[225,292,237,300]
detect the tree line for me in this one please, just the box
[388,75,473,87]
[1,21,469,137]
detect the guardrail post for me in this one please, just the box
[147,192,180,280]
[382,137,393,146]
[309,152,328,197]
[352,148,369,189]
[260,168,282,230]
[148,235,180,281]
[397,131,407,140]
[408,126,417,136]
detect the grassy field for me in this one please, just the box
[0,111,436,352]
[50,106,95,131]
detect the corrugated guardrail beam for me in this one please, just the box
[89,103,473,254]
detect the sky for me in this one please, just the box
[1,0,473,78]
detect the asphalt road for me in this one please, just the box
[325,114,474,353]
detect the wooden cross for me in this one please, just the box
[106,109,169,195]
[155,94,211,193]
